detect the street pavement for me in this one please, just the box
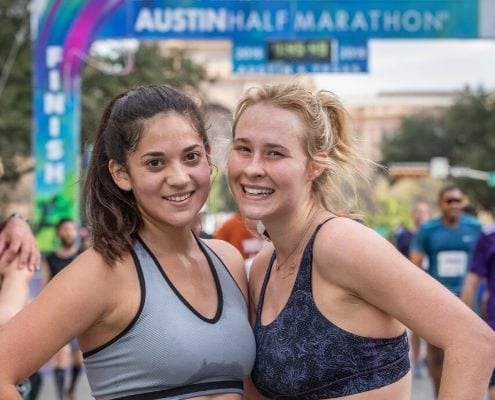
[36,368,447,400]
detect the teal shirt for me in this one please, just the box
[411,215,481,295]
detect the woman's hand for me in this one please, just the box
[0,214,40,271]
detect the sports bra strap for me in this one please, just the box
[256,216,338,323]
[294,217,337,292]
[306,216,337,249]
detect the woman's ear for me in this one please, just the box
[108,160,132,191]
[307,152,328,181]
[308,164,324,181]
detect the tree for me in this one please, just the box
[0,0,32,187]
[442,89,495,214]
[81,43,213,147]
[381,88,495,216]
[380,114,447,165]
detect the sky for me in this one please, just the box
[314,38,495,99]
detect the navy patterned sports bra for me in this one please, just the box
[252,218,410,399]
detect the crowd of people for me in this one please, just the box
[0,83,494,400]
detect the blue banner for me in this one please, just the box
[97,0,479,40]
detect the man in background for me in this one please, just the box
[410,185,481,395]
[214,212,264,274]
[42,218,83,400]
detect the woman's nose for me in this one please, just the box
[166,163,190,187]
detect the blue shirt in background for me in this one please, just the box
[411,215,481,295]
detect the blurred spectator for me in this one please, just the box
[0,215,40,399]
[0,255,38,399]
[79,225,92,251]
[394,200,430,258]
[394,200,430,378]
[462,204,478,218]
[410,185,482,395]
[0,162,42,399]
[41,218,83,400]
[461,223,495,400]
[214,212,264,264]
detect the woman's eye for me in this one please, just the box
[235,146,250,153]
[146,159,163,168]
[268,150,283,157]
[185,152,201,162]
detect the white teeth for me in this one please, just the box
[165,192,192,202]
[244,187,274,195]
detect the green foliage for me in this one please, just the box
[381,115,446,164]
[443,90,495,215]
[381,88,495,216]
[360,176,434,236]
[81,43,212,147]
[208,171,237,213]
[0,0,31,184]
[364,196,408,238]
[444,90,495,168]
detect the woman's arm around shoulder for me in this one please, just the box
[314,217,495,400]
[0,249,115,399]
[0,256,34,326]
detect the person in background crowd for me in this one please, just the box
[461,222,495,400]
[394,200,430,377]
[41,218,83,400]
[395,201,430,259]
[214,211,264,265]
[78,225,92,252]
[410,185,482,396]
[227,83,495,400]
[0,157,42,400]
[0,253,36,399]
[0,85,255,400]
[462,204,478,218]
[460,202,488,316]
[0,255,37,399]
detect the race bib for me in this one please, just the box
[437,251,467,277]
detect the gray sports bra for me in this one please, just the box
[83,236,256,400]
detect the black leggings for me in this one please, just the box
[28,371,42,400]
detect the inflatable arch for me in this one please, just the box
[31,0,482,248]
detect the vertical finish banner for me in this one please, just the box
[31,0,124,249]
